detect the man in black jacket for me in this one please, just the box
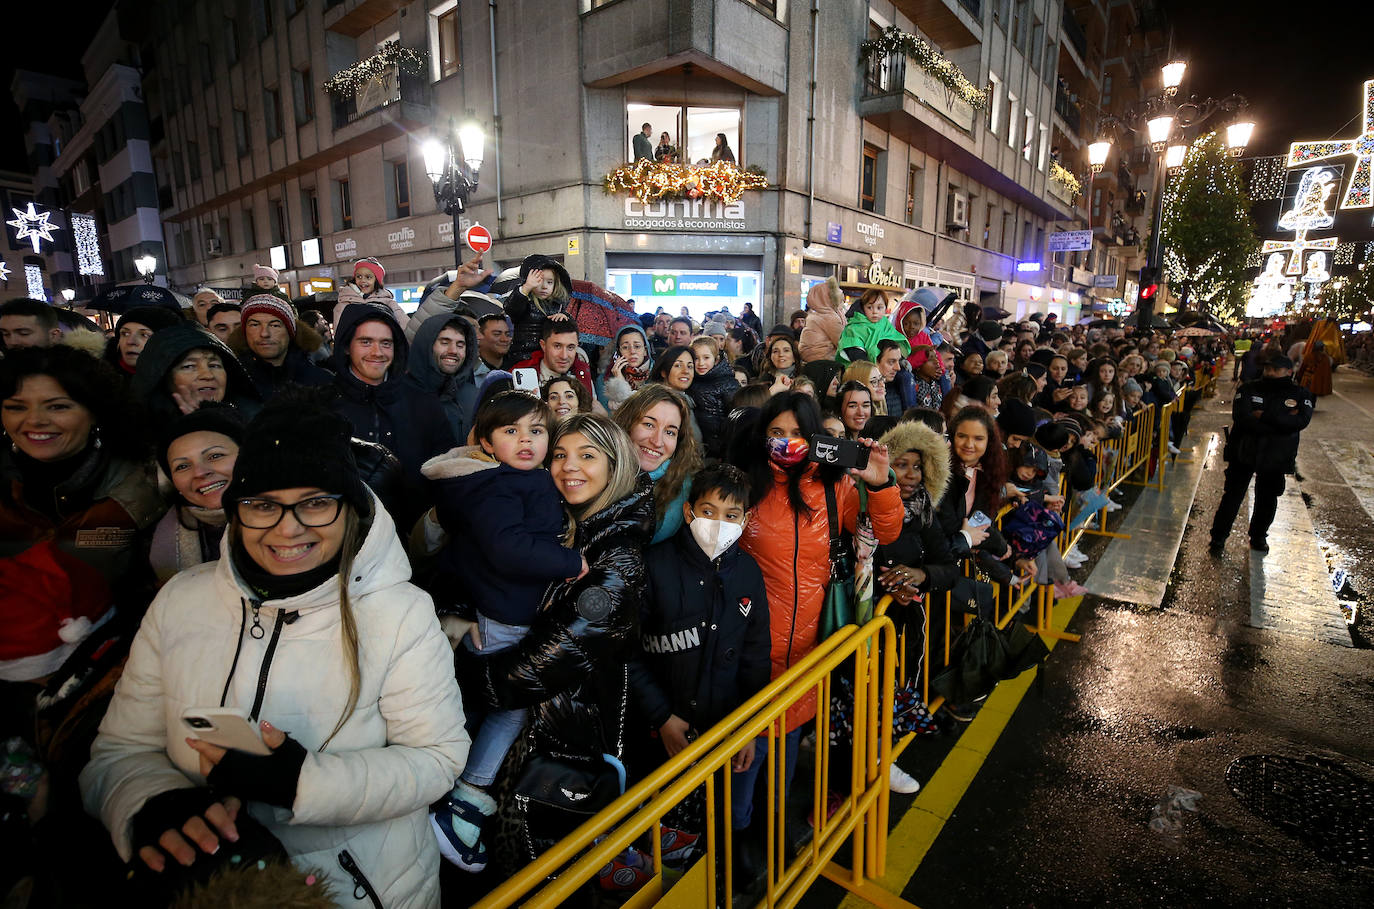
[234,294,332,399]
[1209,355,1314,555]
[331,305,456,528]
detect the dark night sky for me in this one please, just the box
[1,1,1370,169]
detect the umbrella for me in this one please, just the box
[1174,325,1220,337]
[1121,309,1170,329]
[418,273,505,320]
[569,280,638,347]
[292,292,338,314]
[88,284,183,314]
[982,304,1012,320]
[1087,318,1121,329]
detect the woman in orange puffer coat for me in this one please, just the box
[731,392,902,824]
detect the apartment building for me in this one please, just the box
[18,0,1165,325]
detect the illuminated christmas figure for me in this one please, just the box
[1302,251,1331,284]
[6,202,60,253]
[1287,79,1374,209]
[1250,253,1294,314]
[1277,166,1337,232]
[1262,231,1338,275]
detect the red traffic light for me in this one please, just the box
[1140,283,1159,300]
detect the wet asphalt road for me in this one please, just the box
[806,368,1374,908]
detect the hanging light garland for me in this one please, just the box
[324,42,429,97]
[604,159,769,204]
[858,26,989,111]
[1048,161,1082,196]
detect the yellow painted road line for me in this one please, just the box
[839,596,1084,908]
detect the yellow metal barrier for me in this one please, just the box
[475,618,913,909]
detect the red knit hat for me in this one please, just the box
[241,294,298,339]
[0,542,112,682]
[353,257,385,285]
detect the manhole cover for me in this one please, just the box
[1226,755,1374,866]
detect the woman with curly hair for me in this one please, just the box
[613,384,703,544]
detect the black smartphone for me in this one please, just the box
[809,434,870,470]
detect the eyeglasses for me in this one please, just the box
[235,494,345,529]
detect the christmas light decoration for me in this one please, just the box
[70,213,104,276]
[1335,242,1356,265]
[1048,161,1081,195]
[323,42,428,96]
[1248,252,1294,318]
[859,26,989,110]
[0,261,9,283]
[1286,79,1374,209]
[1262,232,1338,275]
[1249,155,1286,200]
[24,264,44,300]
[604,159,768,204]
[1277,166,1338,232]
[6,202,59,253]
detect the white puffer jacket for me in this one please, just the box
[80,495,468,909]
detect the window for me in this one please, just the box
[1030,18,1043,71]
[242,208,258,250]
[436,6,460,79]
[304,189,320,237]
[982,204,994,248]
[1022,220,1034,260]
[171,152,185,188]
[1024,112,1035,161]
[1006,94,1018,148]
[1092,187,1102,220]
[1001,211,1015,254]
[225,18,240,64]
[187,141,201,180]
[905,164,922,225]
[209,126,223,170]
[623,103,742,166]
[253,0,273,40]
[1012,1,1025,51]
[1037,123,1048,170]
[861,146,878,212]
[233,109,249,156]
[264,88,283,140]
[292,68,314,124]
[336,178,352,230]
[987,74,1002,134]
[392,159,410,218]
[270,199,287,246]
[220,216,233,254]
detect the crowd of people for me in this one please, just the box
[1,256,1235,908]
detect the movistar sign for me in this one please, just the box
[632,273,739,297]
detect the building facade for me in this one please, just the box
[16,0,1170,325]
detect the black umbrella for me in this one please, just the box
[1171,311,1225,332]
[88,284,183,314]
[291,291,338,314]
[982,304,1012,320]
[1087,318,1121,329]
[1121,309,1170,329]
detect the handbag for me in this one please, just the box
[513,752,623,843]
[930,616,1048,706]
[819,482,856,639]
[1003,499,1066,559]
[949,573,997,622]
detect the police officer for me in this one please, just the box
[1209,355,1314,555]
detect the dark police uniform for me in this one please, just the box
[1209,371,1314,551]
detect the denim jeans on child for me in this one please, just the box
[731,727,803,830]
[460,615,530,787]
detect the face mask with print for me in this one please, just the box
[765,435,809,467]
[688,513,744,560]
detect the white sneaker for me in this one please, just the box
[1168,442,1181,455]
[1104,499,1122,512]
[1064,545,1086,563]
[888,763,921,794]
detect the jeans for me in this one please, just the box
[460,615,530,787]
[731,727,803,830]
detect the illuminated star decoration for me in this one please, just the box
[6,202,60,253]
[0,261,10,282]
[1287,79,1374,210]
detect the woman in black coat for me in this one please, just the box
[129,322,262,426]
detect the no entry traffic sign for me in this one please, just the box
[464,223,493,254]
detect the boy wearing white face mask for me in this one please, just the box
[628,464,771,856]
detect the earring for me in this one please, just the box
[91,426,102,451]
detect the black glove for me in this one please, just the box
[207,736,308,810]
[130,787,218,854]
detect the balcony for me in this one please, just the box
[330,65,430,131]
[324,0,408,38]
[892,0,982,50]
[581,0,786,95]
[861,52,976,133]
[1054,84,1082,135]
[1061,10,1088,60]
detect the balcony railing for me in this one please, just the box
[957,0,982,17]
[1062,10,1088,60]
[864,51,904,96]
[1054,84,1082,134]
[330,64,430,129]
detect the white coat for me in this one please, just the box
[80,495,468,909]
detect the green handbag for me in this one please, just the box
[819,481,863,639]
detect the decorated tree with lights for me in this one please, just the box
[1160,132,1259,322]
[1319,263,1374,323]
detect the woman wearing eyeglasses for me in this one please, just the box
[81,399,469,908]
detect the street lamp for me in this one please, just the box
[135,254,157,284]
[1161,61,1187,98]
[1225,120,1255,157]
[1165,144,1187,172]
[1088,139,1112,175]
[1146,114,1175,153]
[424,119,485,269]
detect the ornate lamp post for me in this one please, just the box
[135,254,158,285]
[423,120,485,270]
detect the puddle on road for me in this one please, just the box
[1227,754,1374,867]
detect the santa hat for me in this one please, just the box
[240,294,298,339]
[353,257,385,285]
[0,542,112,682]
[253,264,279,284]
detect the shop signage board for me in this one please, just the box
[631,273,740,297]
[1047,230,1093,252]
[826,222,843,242]
[622,197,747,231]
[1093,273,1118,287]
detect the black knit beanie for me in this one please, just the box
[226,400,372,518]
[116,304,183,336]
[157,404,247,481]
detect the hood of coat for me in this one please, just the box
[129,322,261,405]
[575,472,654,551]
[698,357,736,386]
[876,420,949,502]
[406,311,477,392]
[420,444,499,481]
[518,254,573,298]
[607,324,652,374]
[58,327,109,358]
[215,489,409,610]
[891,297,928,338]
[805,275,844,315]
[332,304,409,379]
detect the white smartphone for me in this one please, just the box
[180,707,272,756]
[512,367,540,393]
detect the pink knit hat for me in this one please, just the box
[253,263,279,283]
[353,257,385,285]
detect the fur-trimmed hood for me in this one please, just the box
[878,420,949,502]
[225,319,324,356]
[805,275,844,314]
[58,327,109,358]
[420,444,498,481]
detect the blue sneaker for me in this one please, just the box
[429,781,497,872]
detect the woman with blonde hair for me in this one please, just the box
[614,383,702,543]
[843,359,888,415]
